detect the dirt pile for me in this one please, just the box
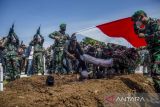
[0,74,157,107]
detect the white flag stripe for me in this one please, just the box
[76,27,133,47]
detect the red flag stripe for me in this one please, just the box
[96,17,147,48]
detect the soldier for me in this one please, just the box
[64,34,87,76]
[0,37,7,70]
[49,23,70,74]
[25,43,34,76]
[132,10,160,92]
[0,37,7,85]
[4,24,20,81]
[139,48,151,75]
[95,43,105,78]
[143,49,151,75]
[18,41,27,74]
[45,46,52,73]
[86,44,96,75]
[31,27,45,75]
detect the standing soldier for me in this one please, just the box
[0,37,7,74]
[95,43,105,78]
[132,10,160,92]
[142,49,151,75]
[25,43,34,76]
[45,47,52,73]
[48,24,70,74]
[31,27,45,75]
[4,24,20,81]
[18,41,27,74]
[86,44,96,75]
[0,37,7,91]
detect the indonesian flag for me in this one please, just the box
[76,17,147,48]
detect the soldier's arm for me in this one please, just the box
[1,37,8,47]
[48,31,58,39]
[14,33,19,40]
[143,19,160,37]
[66,34,70,40]
[77,42,84,55]
[13,33,20,45]
[64,41,70,55]
[64,41,75,59]
[29,40,34,46]
[40,35,44,44]
[152,19,160,36]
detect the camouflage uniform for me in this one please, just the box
[0,37,7,76]
[86,45,96,73]
[49,24,70,73]
[132,10,160,91]
[95,44,105,78]
[32,27,44,74]
[64,34,86,73]
[4,24,20,80]
[18,42,27,74]
[45,47,52,73]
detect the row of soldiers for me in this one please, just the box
[45,39,141,79]
[0,23,141,81]
[0,23,90,81]
[82,43,140,78]
[0,24,45,80]
[0,10,160,92]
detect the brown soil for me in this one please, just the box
[0,74,157,107]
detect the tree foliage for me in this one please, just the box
[82,37,105,46]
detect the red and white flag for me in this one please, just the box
[76,17,147,48]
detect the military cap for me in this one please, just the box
[132,10,147,21]
[70,34,77,41]
[59,23,66,28]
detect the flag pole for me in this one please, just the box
[76,17,131,34]
[75,26,96,34]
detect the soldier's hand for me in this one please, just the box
[54,36,59,40]
[71,33,76,36]
[70,55,76,60]
[138,33,145,38]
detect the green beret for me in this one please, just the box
[132,10,147,21]
[59,23,66,28]
[71,35,77,41]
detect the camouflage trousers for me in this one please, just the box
[151,51,160,75]
[53,47,65,73]
[5,54,20,81]
[153,78,160,92]
[150,51,160,92]
[33,52,44,74]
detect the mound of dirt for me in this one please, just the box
[0,74,157,107]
